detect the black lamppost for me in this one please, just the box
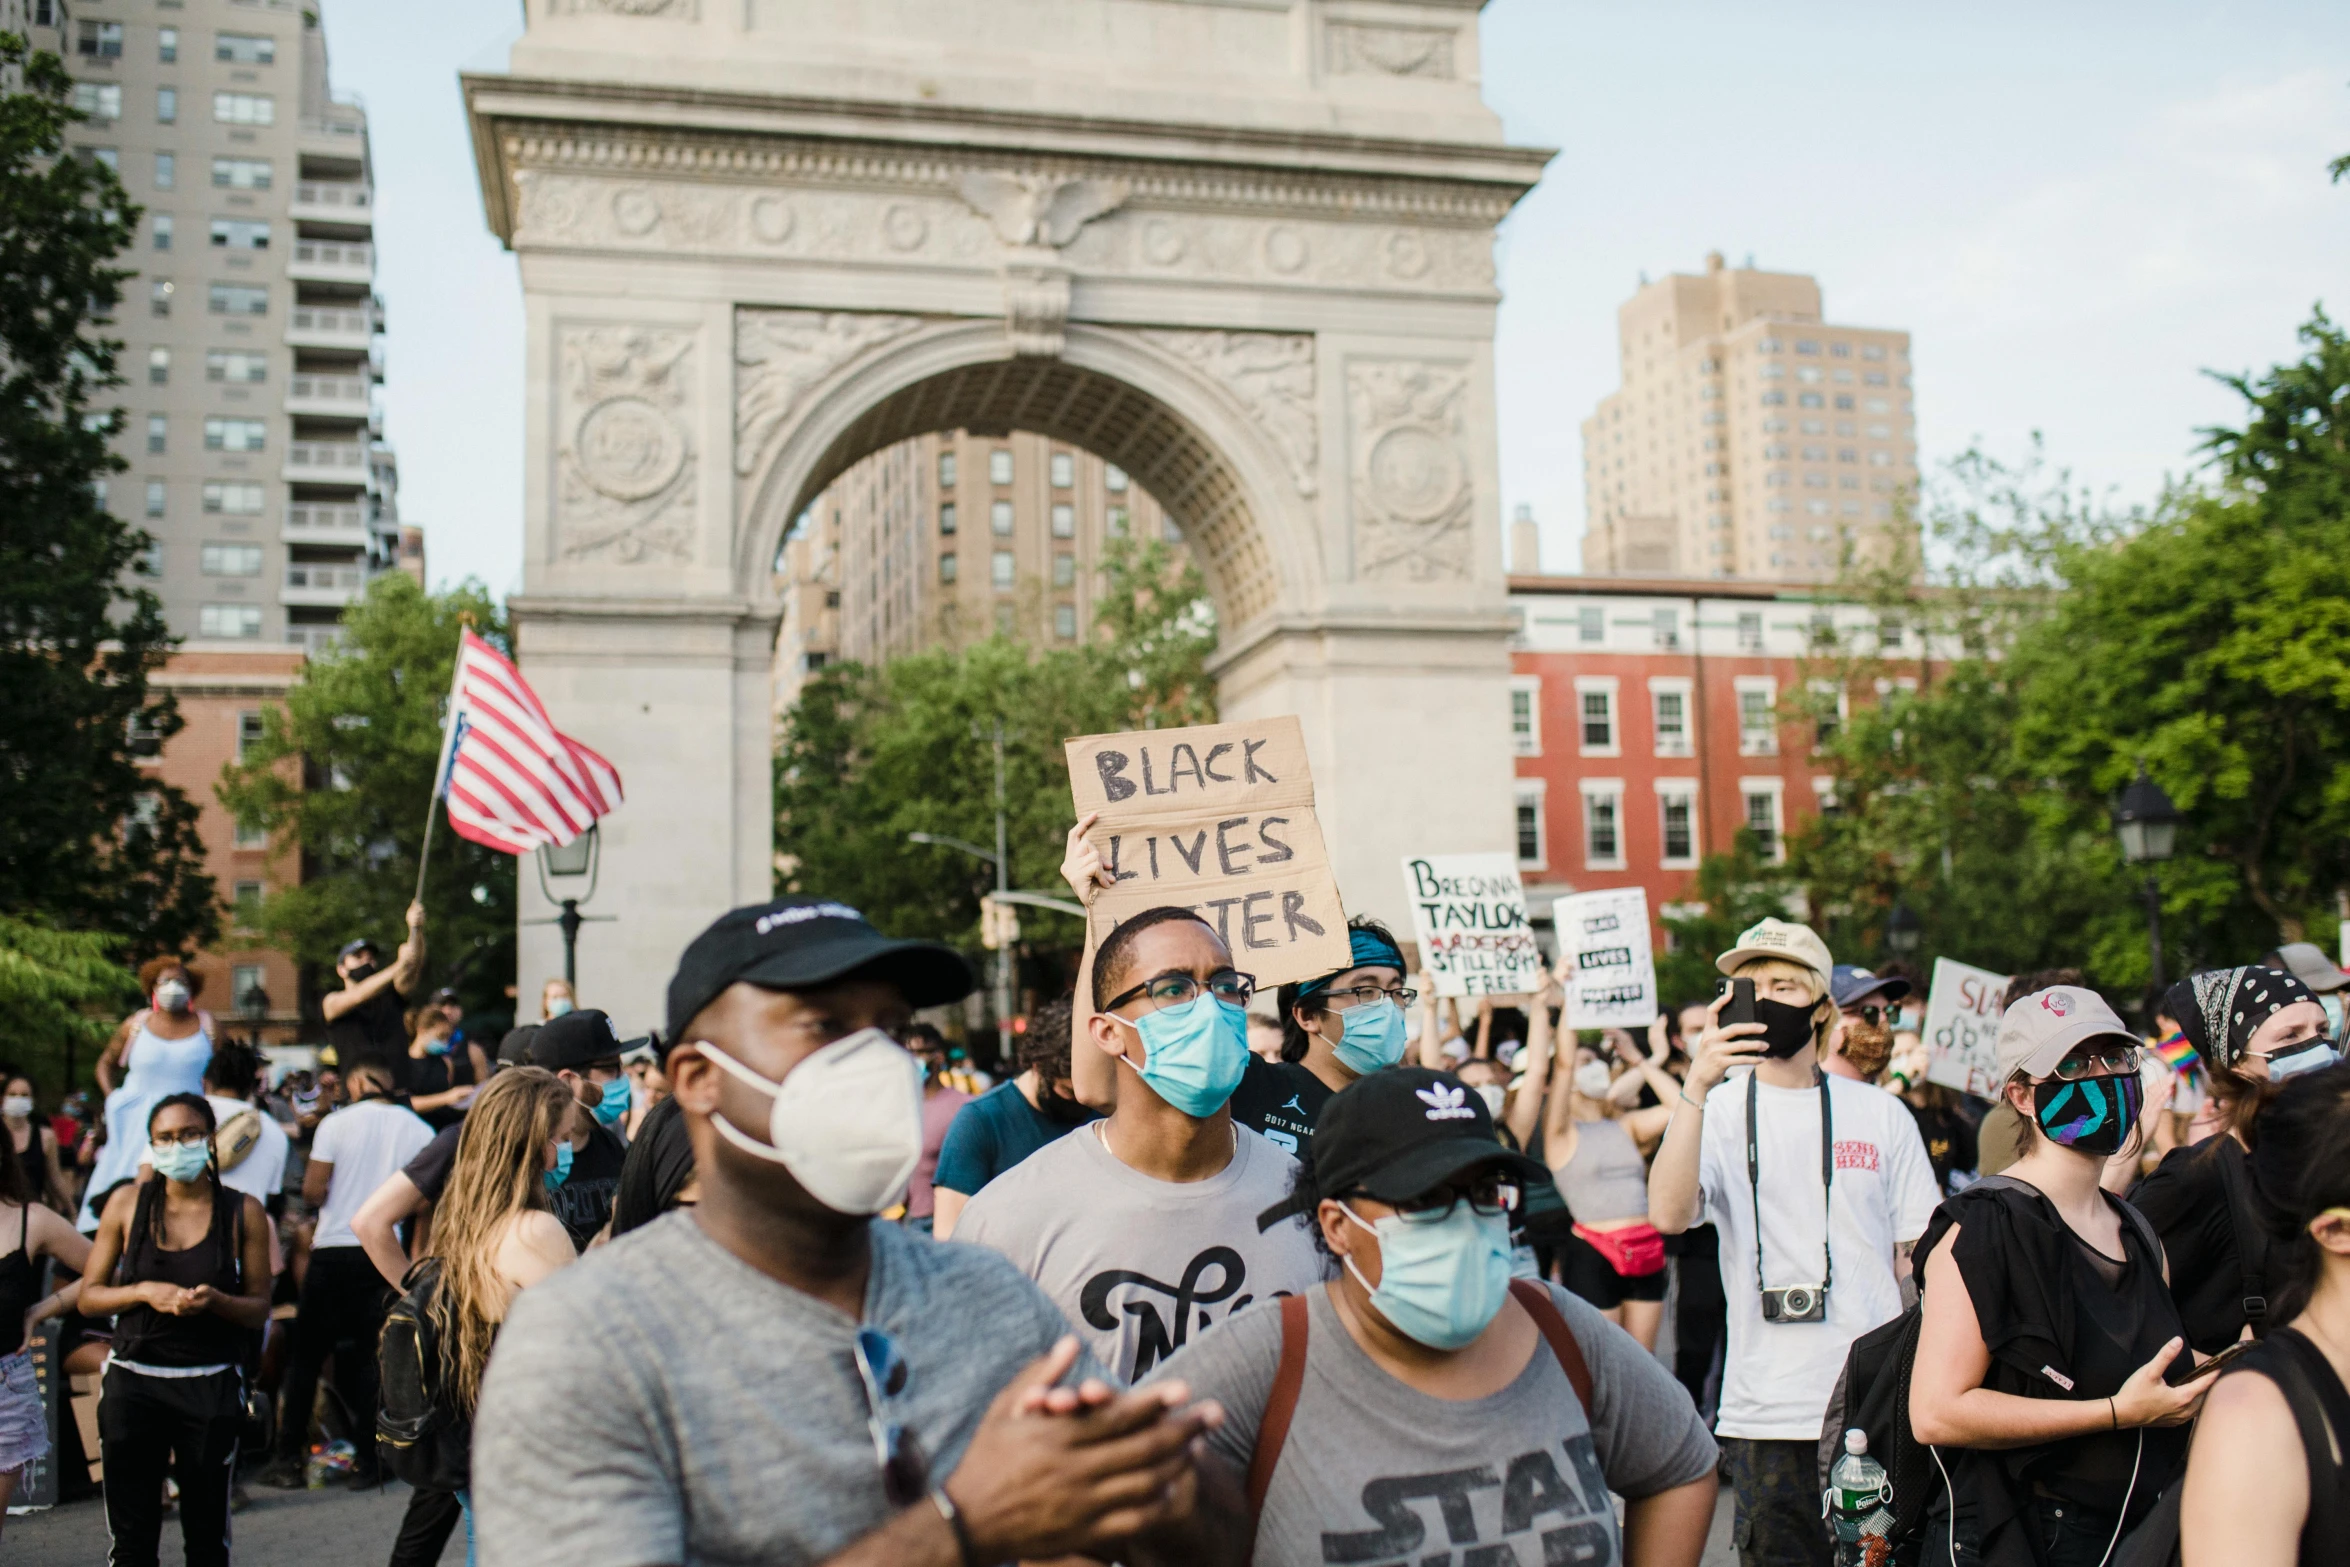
[2112,766,2182,997]
[532,825,611,996]
[1885,901,1923,959]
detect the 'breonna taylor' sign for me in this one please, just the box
[1402,853,1545,999]
[1066,715,1350,988]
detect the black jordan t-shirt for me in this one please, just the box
[1227,1056,1333,1156]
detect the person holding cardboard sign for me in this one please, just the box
[955,898,1326,1386]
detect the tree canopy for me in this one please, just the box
[0,35,215,958]
[217,576,518,1019]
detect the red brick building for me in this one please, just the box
[1507,575,1946,952]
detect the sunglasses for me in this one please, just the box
[853,1327,930,1508]
[2051,1042,2142,1081]
[1845,1005,1886,1027]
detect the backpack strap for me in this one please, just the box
[2206,1139,2269,1331]
[1246,1293,1310,1527]
[1509,1278,1593,1416]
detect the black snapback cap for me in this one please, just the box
[666,898,976,1041]
[1258,1067,1547,1231]
[531,1009,625,1073]
[495,1023,542,1068]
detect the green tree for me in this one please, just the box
[0,35,216,958]
[0,915,137,1093]
[217,576,517,1017]
[1657,830,1798,1007]
[774,536,1215,948]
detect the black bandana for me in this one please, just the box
[2164,966,2318,1071]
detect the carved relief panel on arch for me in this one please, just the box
[555,325,700,567]
[1347,361,1475,584]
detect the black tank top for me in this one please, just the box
[111,1180,246,1368]
[13,1126,45,1207]
[0,1205,39,1357]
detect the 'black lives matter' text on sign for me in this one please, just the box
[1067,716,1350,987]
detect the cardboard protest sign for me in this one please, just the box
[1066,716,1349,987]
[1923,956,2012,1098]
[1554,887,1657,1030]
[1402,853,1545,999]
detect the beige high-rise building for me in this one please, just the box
[773,431,1186,710]
[1581,253,1917,581]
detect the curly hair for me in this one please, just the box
[137,956,203,1001]
[1016,998,1075,1081]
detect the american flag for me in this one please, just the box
[433,629,623,855]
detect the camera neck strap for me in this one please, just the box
[1747,1066,1834,1295]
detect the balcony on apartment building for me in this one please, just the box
[285,303,380,352]
[280,561,367,609]
[284,623,348,656]
[297,110,368,160]
[282,440,371,486]
[283,501,371,549]
[284,371,374,419]
[288,239,374,287]
[288,180,373,227]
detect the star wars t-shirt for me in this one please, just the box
[1149,1280,1718,1567]
[1227,1056,1333,1157]
[951,1119,1325,1382]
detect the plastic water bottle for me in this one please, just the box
[1825,1428,1894,1567]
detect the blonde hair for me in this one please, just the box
[423,1068,572,1413]
[1731,957,1833,1047]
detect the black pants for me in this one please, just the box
[389,1484,464,1567]
[99,1365,242,1567]
[275,1245,392,1465]
[1673,1223,1727,1421]
[1721,1436,1834,1567]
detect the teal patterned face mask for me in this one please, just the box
[2032,1071,2141,1157]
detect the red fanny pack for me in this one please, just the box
[1573,1221,1667,1277]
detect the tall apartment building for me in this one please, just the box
[1581,253,1917,582]
[774,430,1183,710]
[50,0,397,1040]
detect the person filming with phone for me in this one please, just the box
[1648,919,1940,1567]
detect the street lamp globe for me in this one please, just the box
[1885,901,1923,957]
[540,825,598,880]
[2112,767,2181,866]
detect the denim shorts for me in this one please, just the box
[0,1349,48,1475]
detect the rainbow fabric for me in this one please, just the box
[2153,1027,2197,1073]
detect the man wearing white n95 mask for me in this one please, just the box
[471,899,1224,1567]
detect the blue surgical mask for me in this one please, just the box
[1340,1199,1513,1351]
[591,1075,630,1128]
[1110,993,1250,1119]
[2266,1038,2341,1081]
[424,1038,451,1057]
[2322,995,2345,1038]
[1329,1000,1408,1077]
[547,998,575,1019]
[543,1139,574,1192]
[150,1140,210,1184]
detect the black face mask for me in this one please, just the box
[2032,1072,2142,1158]
[1752,996,1820,1059]
[345,961,380,984]
[1037,1084,1092,1123]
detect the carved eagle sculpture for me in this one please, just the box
[957,173,1131,249]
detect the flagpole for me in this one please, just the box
[414,615,474,907]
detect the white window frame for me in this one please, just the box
[1655,779,1700,868]
[1813,775,1839,814]
[1514,780,1548,871]
[1734,676,1778,756]
[1574,675,1619,758]
[1739,777,1786,863]
[1581,779,1626,871]
[1808,678,1848,752]
[1049,451,1075,489]
[1649,677,1693,758]
[1508,676,1542,757]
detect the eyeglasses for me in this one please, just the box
[150,1127,210,1147]
[1102,970,1257,1013]
[1324,985,1420,1011]
[2051,1042,2143,1081]
[1383,1176,1516,1222]
[852,1327,930,1508]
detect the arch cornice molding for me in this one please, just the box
[732,314,1322,639]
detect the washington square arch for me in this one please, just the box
[466,1,1553,1018]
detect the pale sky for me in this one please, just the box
[317,0,2350,594]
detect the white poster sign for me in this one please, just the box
[1401,853,1546,999]
[1923,956,2013,1098]
[1555,887,1657,1031]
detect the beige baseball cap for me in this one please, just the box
[1996,986,2139,1081]
[1715,918,1834,991]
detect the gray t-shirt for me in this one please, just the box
[953,1118,1326,1383]
[1149,1280,1719,1567]
[471,1211,1098,1567]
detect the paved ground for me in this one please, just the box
[10,1478,1738,1564]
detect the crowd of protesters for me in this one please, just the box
[0,850,2346,1567]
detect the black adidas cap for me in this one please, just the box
[666,898,975,1041]
[1257,1067,1548,1230]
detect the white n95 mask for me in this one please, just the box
[694,1029,925,1216]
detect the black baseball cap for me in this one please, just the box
[531,1009,624,1073]
[495,1023,541,1068]
[337,937,380,963]
[1257,1067,1548,1231]
[665,898,976,1041]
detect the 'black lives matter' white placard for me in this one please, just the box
[1555,887,1657,1030]
[1066,716,1350,988]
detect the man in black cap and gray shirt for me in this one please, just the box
[529,1008,632,1248]
[473,897,1227,1567]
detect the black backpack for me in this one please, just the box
[376,1258,471,1491]
[1815,1177,2163,1561]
